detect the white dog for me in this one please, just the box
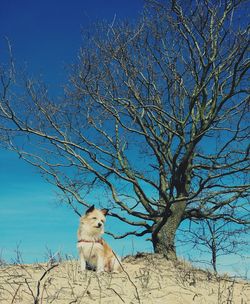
[77,205,122,273]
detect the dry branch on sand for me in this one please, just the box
[0,254,249,304]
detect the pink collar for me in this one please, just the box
[78,239,103,245]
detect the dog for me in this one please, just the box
[77,205,122,273]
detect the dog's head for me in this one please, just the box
[80,205,108,236]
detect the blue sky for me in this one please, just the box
[0,0,147,263]
[0,0,249,278]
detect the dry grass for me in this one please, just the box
[0,253,249,303]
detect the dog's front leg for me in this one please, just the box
[96,255,104,273]
[79,250,86,272]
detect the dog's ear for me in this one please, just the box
[85,205,95,214]
[101,209,109,216]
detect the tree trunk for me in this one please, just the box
[152,200,186,260]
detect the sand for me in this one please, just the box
[0,253,249,303]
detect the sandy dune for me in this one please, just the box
[0,253,249,303]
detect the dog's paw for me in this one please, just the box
[79,269,87,274]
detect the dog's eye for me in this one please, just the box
[92,217,97,220]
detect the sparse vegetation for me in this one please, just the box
[0,253,249,304]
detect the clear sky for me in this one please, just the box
[0,0,248,278]
[0,0,147,264]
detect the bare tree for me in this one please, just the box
[178,216,249,273]
[0,0,249,259]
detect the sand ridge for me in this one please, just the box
[0,253,249,303]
